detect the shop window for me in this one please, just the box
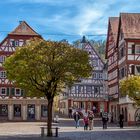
[41,105,47,117]
[0,104,8,116]
[27,104,35,119]
[14,104,21,117]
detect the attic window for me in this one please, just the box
[22,24,27,30]
[88,51,91,55]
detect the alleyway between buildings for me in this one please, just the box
[0,117,140,140]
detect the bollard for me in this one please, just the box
[55,127,58,137]
[41,127,44,137]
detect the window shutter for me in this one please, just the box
[6,88,10,96]
[21,89,24,96]
[132,44,135,54]
[131,65,135,74]
[11,88,15,96]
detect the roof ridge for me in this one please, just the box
[9,21,41,36]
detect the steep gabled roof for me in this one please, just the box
[120,13,140,39]
[109,17,119,43]
[105,17,119,58]
[9,21,40,36]
[88,42,105,65]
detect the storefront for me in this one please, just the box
[0,98,48,121]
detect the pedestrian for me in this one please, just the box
[92,106,96,113]
[73,111,80,128]
[83,113,88,130]
[102,112,108,129]
[88,111,94,130]
[68,108,72,118]
[119,114,124,128]
[108,112,112,123]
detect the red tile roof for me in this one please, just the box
[120,13,140,39]
[109,17,119,43]
[9,21,40,36]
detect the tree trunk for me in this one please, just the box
[47,98,53,137]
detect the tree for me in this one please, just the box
[4,38,92,136]
[120,76,140,105]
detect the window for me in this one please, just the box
[41,105,47,117]
[94,87,99,93]
[119,68,125,78]
[1,88,6,95]
[0,56,6,63]
[14,104,21,117]
[15,41,18,46]
[86,86,92,93]
[22,24,27,30]
[0,104,8,116]
[19,40,24,46]
[92,60,98,66]
[0,71,6,78]
[132,44,135,54]
[11,40,15,47]
[99,73,103,79]
[136,66,140,75]
[78,86,84,93]
[135,45,140,54]
[93,73,97,79]
[71,86,75,93]
[15,88,21,96]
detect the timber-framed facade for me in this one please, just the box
[59,37,108,117]
[0,21,48,121]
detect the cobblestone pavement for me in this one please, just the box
[0,118,140,140]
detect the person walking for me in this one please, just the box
[68,108,72,118]
[88,111,94,130]
[119,114,124,128]
[73,111,80,128]
[83,113,89,130]
[102,112,108,129]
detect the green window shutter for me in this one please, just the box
[6,88,10,96]
[11,88,15,96]
[21,89,24,96]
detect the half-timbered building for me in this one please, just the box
[106,13,140,124]
[59,37,108,117]
[117,13,140,124]
[106,17,119,122]
[0,21,48,121]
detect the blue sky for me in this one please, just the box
[0,0,140,43]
